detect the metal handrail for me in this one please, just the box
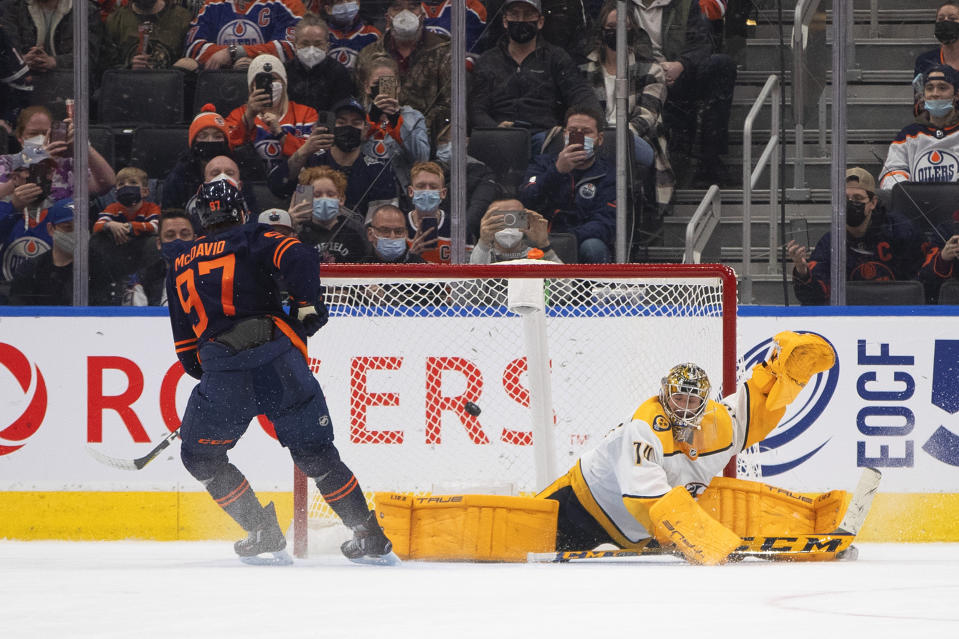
[792,0,821,199]
[684,185,721,264]
[742,74,781,304]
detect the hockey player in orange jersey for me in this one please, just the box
[539,330,840,565]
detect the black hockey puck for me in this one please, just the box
[464,401,482,416]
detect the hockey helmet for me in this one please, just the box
[195,177,246,229]
[659,363,711,442]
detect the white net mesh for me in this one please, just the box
[296,264,736,550]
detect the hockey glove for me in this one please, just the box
[295,300,329,336]
[763,331,836,410]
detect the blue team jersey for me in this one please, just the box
[165,223,322,374]
[422,0,486,52]
[328,22,380,69]
[185,0,304,62]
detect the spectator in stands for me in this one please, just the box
[880,65,959,192]
[103,0,192,69]
[284,13,354,112]
[179,0,305,70]
[89,166,160,304]
[0,25,31,132]
[916,2,959,80]
[325,0,381,70]
[520,105,616,263]
[919,225,959,303]
[470,198,560,263]
[6,197,74,305]
[787,168,925,305]
[631,0,737,187]
[359,54,430,189]
[0,153,53,282]
[580,1,673,213]
[0,106,116,204]
[405,160,457,262]
[295,165,370,261]
[183,154,259,225]
[421,0,486,52]
[362,202,425,263]
[268,97,397,214]
[431,125,502,243]
[356,0,451,143]
[258,207,295,235]
[0,0,104,79]
[126,208,194,306]
[478,0,588,58]
[468,0,601,154]
[225,54,317,171]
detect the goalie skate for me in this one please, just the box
[235,502,293,566]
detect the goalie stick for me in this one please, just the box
[528,467,882,564]
[85,427,181,471]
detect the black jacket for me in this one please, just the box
[284,56,355,114]
[468,35,600,131]
[8,250,72,306]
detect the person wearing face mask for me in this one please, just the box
[0,153,57,284]
[402,161,455,262]
[224,54,318,172]
[880,65,959,193]
[0,0,103,79]
[178,0,304,71]
[786,168,925,306]
[294,166,371,262]
[467,0,601,154]
[520,105,616,263]
[284,13,353,112]
[6,197,75,305]
[356,0,451,145]
[325,0,382,70]
[103,0,192,70]
[268,97,398,215]
[125,209,196,306]
[361,55,430,190]
[431,125,502,244]
[469,199,560,264]
[916,2,959,82]
[362,203,424,263]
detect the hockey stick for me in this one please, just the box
[528,467,882,564]
[85,427,181,471]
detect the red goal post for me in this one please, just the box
[291,263,737,557]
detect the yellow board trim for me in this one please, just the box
[0,491,958,542]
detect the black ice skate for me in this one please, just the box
[235,502,292,566]
[341,512,400,566]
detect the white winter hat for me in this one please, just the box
[247,54,287,86]
[258,208,293,229]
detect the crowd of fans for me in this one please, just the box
[0,0,958,306]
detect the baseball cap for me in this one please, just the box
[923,64,959,91]
[188,103,231,148]
[258,208,293,228]
[247,53,287,86]
[46,198,74,225]
[504,0,542,13]
[331,97,366,118]
[845,167,876,195]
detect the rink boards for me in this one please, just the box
[1,305,958,542]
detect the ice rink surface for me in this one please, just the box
[1,541,957,639]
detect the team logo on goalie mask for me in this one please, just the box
[0,343,48,456]
[740,332,838,476]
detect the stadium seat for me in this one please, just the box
[468,128,530,194]
[193,70,248,117]
[845,280,925,306]
[548,232,578,263]
[88,125,115,168]
[939,279,959,305]
[130,126,190,180]
[26,70,74,120]
[98,69,185,126]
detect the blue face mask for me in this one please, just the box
[312,197,340,222]
[412,189,442,213]
[435,143,452,165]
[376,236,407,260]
[926,98,955,118]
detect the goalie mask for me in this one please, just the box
[195,178,246,229]
[659,363,711,444]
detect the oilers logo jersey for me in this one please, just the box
[185,0,305,63]
[328,23,380,69]
[879,120,959,190]
[422,0,486,51]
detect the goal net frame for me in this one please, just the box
[291,262,738,557]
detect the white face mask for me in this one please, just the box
[494,228,524,249]
[209,172,238,188]
[23,135,45,147]
[392,9,421,40]
[296,46,326,69]
[270,81,284,105]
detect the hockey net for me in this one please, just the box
[292,263,738,557]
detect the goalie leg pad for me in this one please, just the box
[647,486,741,565]
[374,493,558,562]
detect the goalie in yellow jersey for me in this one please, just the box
[538,330,843,565]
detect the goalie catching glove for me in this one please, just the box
[752,331,836,410]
